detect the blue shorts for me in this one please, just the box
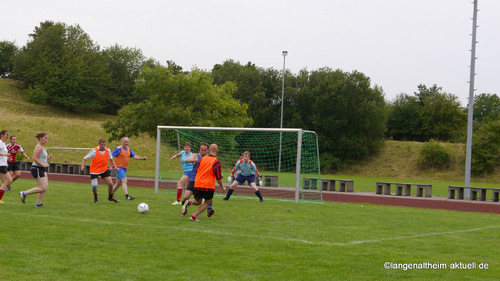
[235,174,255,185]
[184,170,192,176]
[116,167,127,179]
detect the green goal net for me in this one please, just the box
[154,126,322,202]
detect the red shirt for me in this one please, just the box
[6,144,23,163]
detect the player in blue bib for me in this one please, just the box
[170,142,193,205]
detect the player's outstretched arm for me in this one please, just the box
[184,153,198,163]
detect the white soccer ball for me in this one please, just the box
[138,203,149,214]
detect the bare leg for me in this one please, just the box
[182,190,193,202]
[112,178,122,193]
[193,199,212,216]
[104,177,114,195]
[0,173,13,190]
[11,170,21,182]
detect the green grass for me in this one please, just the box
[1,179,499,280]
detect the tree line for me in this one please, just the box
[1,21,500,173]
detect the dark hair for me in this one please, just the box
[0,130,9,137]
[199,142,209,149]
[184,142,192,148]
[99,138,106,144]
[10,134,16,140]
[35,132,47,140]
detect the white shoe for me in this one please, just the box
[172,201,181,205]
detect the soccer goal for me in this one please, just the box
[154,126,322,203]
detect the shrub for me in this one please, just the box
[418,140,451,170]
[25,86,47,104]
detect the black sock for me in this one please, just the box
[109,194,113,199]
[255,190,263,201]
[226,188,234,199]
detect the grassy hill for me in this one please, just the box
[0,78,156,175]
[1,78,498,185]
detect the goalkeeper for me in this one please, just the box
[223,151,264,202]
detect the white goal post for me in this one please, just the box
[154,126,322,203]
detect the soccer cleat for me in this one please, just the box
[35,203,43,207]
[0,200,4,204]
[94,196,98,203]
[108,197,120,203]
[260,199,265,202]
[20,191,26,204]
[190,217,200,222]
[222,197,229,201]
[181,200,191,216]
[126,195,135,200]
[172,201,181,205]
[207,209,215,217]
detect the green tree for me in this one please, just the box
[387,93,421,140]
[14,21,111,111]
[387,84,466,142]
[103,66,253,141]
[472,93,500,124]
[305,68,387,170]
[212,60,274,127]
[417,88,466,141]
[101,44,147,113]
[471,120,500,174]
[0,41,18,78]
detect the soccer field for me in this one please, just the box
[1,179,498,280]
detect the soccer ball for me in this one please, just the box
[138,203,149,214]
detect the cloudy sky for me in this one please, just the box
[2,0,499,106]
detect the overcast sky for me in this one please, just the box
[2,0,499,106]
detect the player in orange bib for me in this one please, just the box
[81,138,119,203]
[112,137,147,200]
[182,143,226,221]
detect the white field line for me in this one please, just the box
[8,211,500,247]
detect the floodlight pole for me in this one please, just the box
[278,51,287,172]
[465,0,479,198]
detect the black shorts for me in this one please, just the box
[186,181,195,192]
[90,170,111,180]
[7,162,20,172]
[0,166,7,174]
[31,166,46,178]
[194,189,214,201]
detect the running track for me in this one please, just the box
[18,171,500,214]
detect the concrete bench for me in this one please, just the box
[302,177,318,190]
[449,186,500,202]
[448,186,465,199]
[376,182,432,197]
[264,175,278,187]
[321,179,354,192]
[19,161,32,171]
